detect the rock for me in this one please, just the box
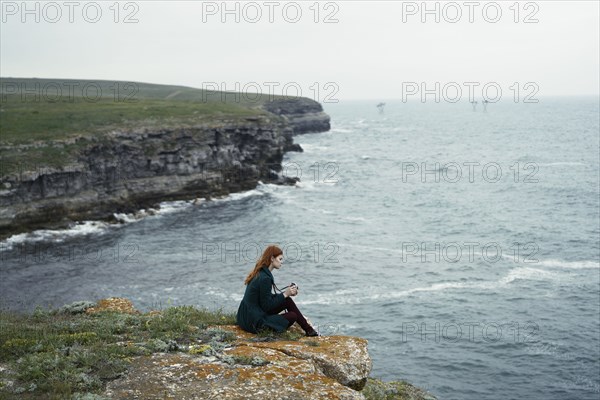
[262,98,331,135]
[71,393,110,400]
[224,326,371,390]
[101,323,371,399]
[58,300,97,314]
[85,297,139,315]
[103,350,365,400]
[362,378,438,400]
[47,299,433,400]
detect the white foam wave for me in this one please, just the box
[212,182,282,203]
[299,143,329,152]
[299,266,575,306]
[300,280,493,305]
[343,216,367,222]
[330,127,352,133]
[1,220,111,252]
[299,206,334,215]
[294,180,319,190]
[157,198,203,214]
[536,258,599,269]
[214,189,264,202]
[1,182,275,250]
[498,267,561,284]
[113,198,205,224]
[538,162,585,166]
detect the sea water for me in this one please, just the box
[2,97,599,399]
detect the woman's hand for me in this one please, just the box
[284,284,298,297]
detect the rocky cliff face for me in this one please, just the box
[262,97,331,135]
[0,99,329,239]
[89,298,435,400]
[104,327,371,400]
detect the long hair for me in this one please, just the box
[244,245,282,285]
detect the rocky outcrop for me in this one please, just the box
[103,325,371,400]
[76,298,372,399]
[0,297,436,400]
[0,106,325,239]
[262,97,331,134]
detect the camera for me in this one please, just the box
[291,282,298,290]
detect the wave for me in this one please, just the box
[297,143,329,152]
[498,267,563,284]
[537,162,586,167]
[298,205,334,215]
[0,220,112,252]
[213,188,264,203]
[535,258,599,269]
[298,265,587,306]
[0,183,285,251]
[330,127,352,133]
[293,178,337,190]
[503,253,600,270]
[343,216,367,222]
[299,280,496,305]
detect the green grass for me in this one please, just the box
[0,97,267,144]
[0,305,237,399]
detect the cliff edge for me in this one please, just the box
[262,97,331,135]
[0,78,332,239]
[0,298,438,400]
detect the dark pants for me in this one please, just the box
[267,297,313,333]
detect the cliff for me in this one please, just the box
[262,97,331,135]
[104,327,372,399]
[0,298,437,400]
[0,79,331,239]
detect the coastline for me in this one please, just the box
[0,78,330,241]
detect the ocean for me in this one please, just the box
[1,97,599,399]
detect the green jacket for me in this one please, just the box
[236,266,289,333]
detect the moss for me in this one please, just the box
[220,354,270,366]
[362,378,437,400]
[188,344,212,355]
[0,304,237,399]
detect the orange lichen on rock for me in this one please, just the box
[86,297,139,314]
[228,333,372,391]
[100,305,371,399]
[104,351,365,400]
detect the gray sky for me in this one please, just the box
[1,0,599,100]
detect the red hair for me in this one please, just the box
[244,245,283,285]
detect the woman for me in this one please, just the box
[236,245,319,336]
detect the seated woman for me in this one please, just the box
[236,245,319,336]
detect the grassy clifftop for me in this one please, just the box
[0,77,282,143]
[0,299,237,398]
[0,299,436,400]
[0,77,287,176]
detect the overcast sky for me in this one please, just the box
[1,1,599,100]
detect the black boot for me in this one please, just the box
[305,328,320,337]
